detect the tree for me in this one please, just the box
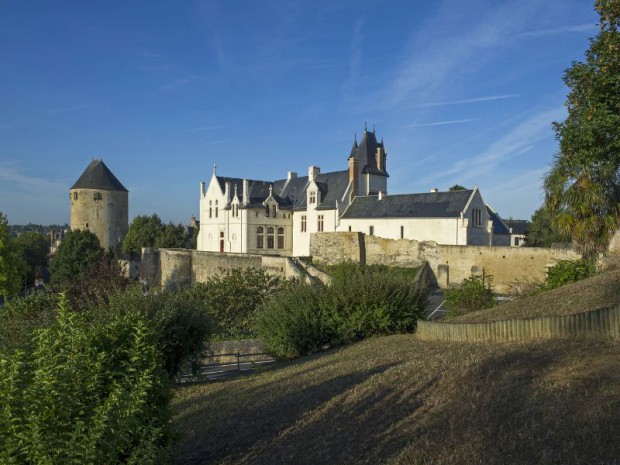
[15,232,49,287]
[448,184,467,191]
[122,214,164,256]
[49,230,103,285]
[156,223,188,249]
[525,206,571,247]
[0,212,25,299]
[544,0,620,256]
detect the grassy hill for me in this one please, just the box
[450,268,620,323]
[173,334,619,464]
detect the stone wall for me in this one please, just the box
[140,248,292,288]
[310,232,581,293]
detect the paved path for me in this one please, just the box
[425,289,446,320]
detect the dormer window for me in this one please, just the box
[265,205,270,217]
[309,191,316,204]
[272,205,276,218]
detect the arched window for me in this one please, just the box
[256,227,264,249]
[277,227,284,249]
[267,227,275,249]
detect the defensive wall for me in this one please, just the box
[310,232,581,293]
[139,248,297,288]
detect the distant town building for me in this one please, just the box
[198,126,511,257]
[70,159,129,252]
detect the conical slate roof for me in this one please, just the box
[71,159,128,192]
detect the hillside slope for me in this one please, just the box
[173,335,619,465]
[450,268,620,323]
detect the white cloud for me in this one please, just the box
[407,118,479,128]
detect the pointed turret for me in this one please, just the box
[348,134,358,159]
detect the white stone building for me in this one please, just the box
[197,127,507,256]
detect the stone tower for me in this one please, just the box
[70,159,129,252]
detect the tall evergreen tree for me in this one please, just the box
[544,0,620,256]
[0,212,25,298]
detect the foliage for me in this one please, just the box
[95,286,212,379]
[326,263,427,343]
[0,211,26,299]
[544,259,597,291]
[192,268,283,340]
[123,215,188,256]
[525,206,571,247]
[0,296,173,464]
[257,263,427,359]
[445,275,495,318]
[448,184,467,191]
[0,292,59,355]
[256,282,332,359]
[49,229,103,285]
[544,0,620,256]
[14,231,49,287]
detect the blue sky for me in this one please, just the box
[0,0,599,225]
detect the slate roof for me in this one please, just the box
[349,130,388,177]
[486,206,510,234]
[505,220,529,235]
[71,159,128,192]
[216,169,351,211]
[341,190,474,219]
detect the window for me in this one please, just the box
[85,223,89,229]
[400,226,404,239]
[255,211,259,217]
[215,207,218,218]
[301,215,307,232]
[256,227,264,249]
[272,205,276,218]
[93,192,102,201]
[267,227,275,249]
[309,191,316,204]
[472,208,482,227]
[265,205,270,217]
[73,192,78,200]
[209,207,212,218]
[277,227,284,249]
[515,237,521,246]
[317,215,324,232]
[348,226,352,232]
[209,200,212,206]
[369,226,374,236]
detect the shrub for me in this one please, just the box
[256,263,427,358]
[0,292,59,355]
[0,296,173,464]
[445,275,495,318]
[327,264,427,343]
[256,282,333,359]
[94,286,212,380]
[544,258,596,290]
[192,268,282,340]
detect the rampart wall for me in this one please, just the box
[310,232,580,293]
[139,248,295,288]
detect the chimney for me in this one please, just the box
[200,181,206,196]
[430,188,439,193]
[378,191,383,200]
[224,181,231,201]
[288,171,297,180]
[308,166,320,181]
[349,157,358,198]
[242,179,249,204]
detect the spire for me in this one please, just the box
[269,184,273,196]
[364,121,368,132]
[212,162,217,176]
[348,133,358,159]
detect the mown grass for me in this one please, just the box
[450,268,620,323]
[173,334,619,464]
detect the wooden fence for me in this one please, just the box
[416,306,620,342]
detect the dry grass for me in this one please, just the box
[450,269,620,323]
[173,335,619,464]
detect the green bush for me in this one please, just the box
[191,268,282,340]
[445,275,495,318]
[256,263,427,359]
[94,286,212,379]
[0,296,173,464]
[327,264,426,343]
[256,282,333,359]
[544,259,596,290]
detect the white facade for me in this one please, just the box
[197,128,504,256]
